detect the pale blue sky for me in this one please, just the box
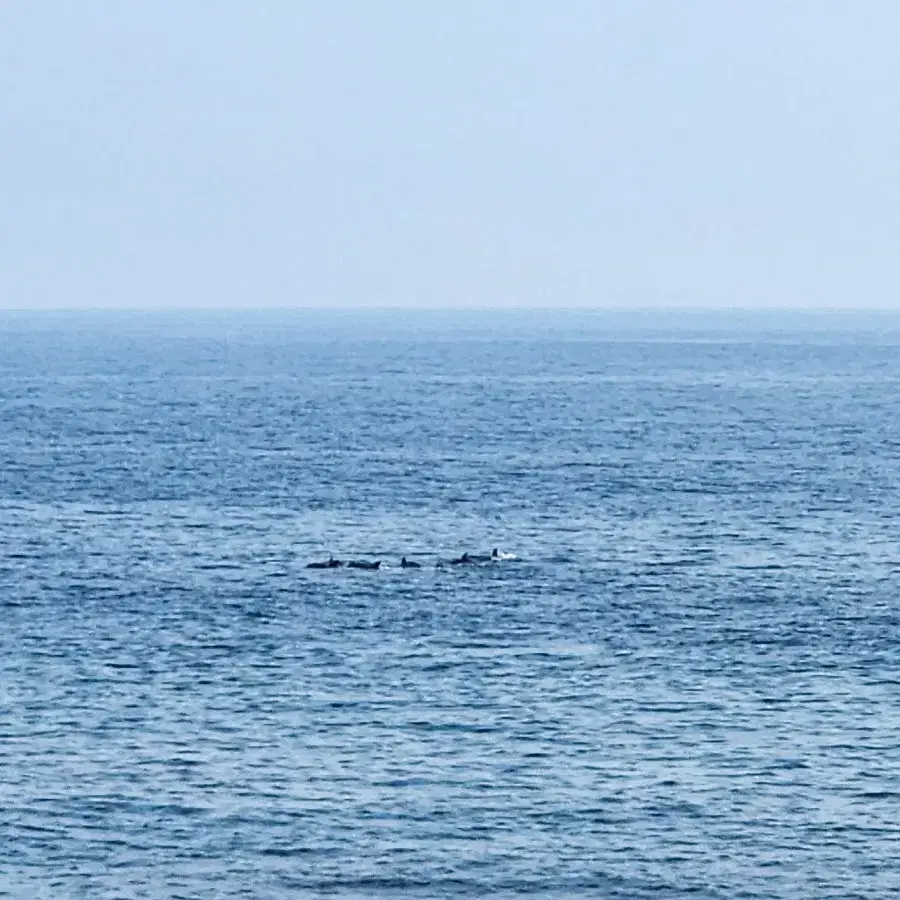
[2,2,898,309]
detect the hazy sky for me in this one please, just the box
[2,2,899,310]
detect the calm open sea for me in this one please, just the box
[2,309,900,899]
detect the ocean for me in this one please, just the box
[2,309,900,899]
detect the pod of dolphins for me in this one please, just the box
[306,548,506,570]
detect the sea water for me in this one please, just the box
[2,309,900,899]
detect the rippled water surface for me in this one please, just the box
[3,310,900,899]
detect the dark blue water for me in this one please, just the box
[3,310,900,899]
